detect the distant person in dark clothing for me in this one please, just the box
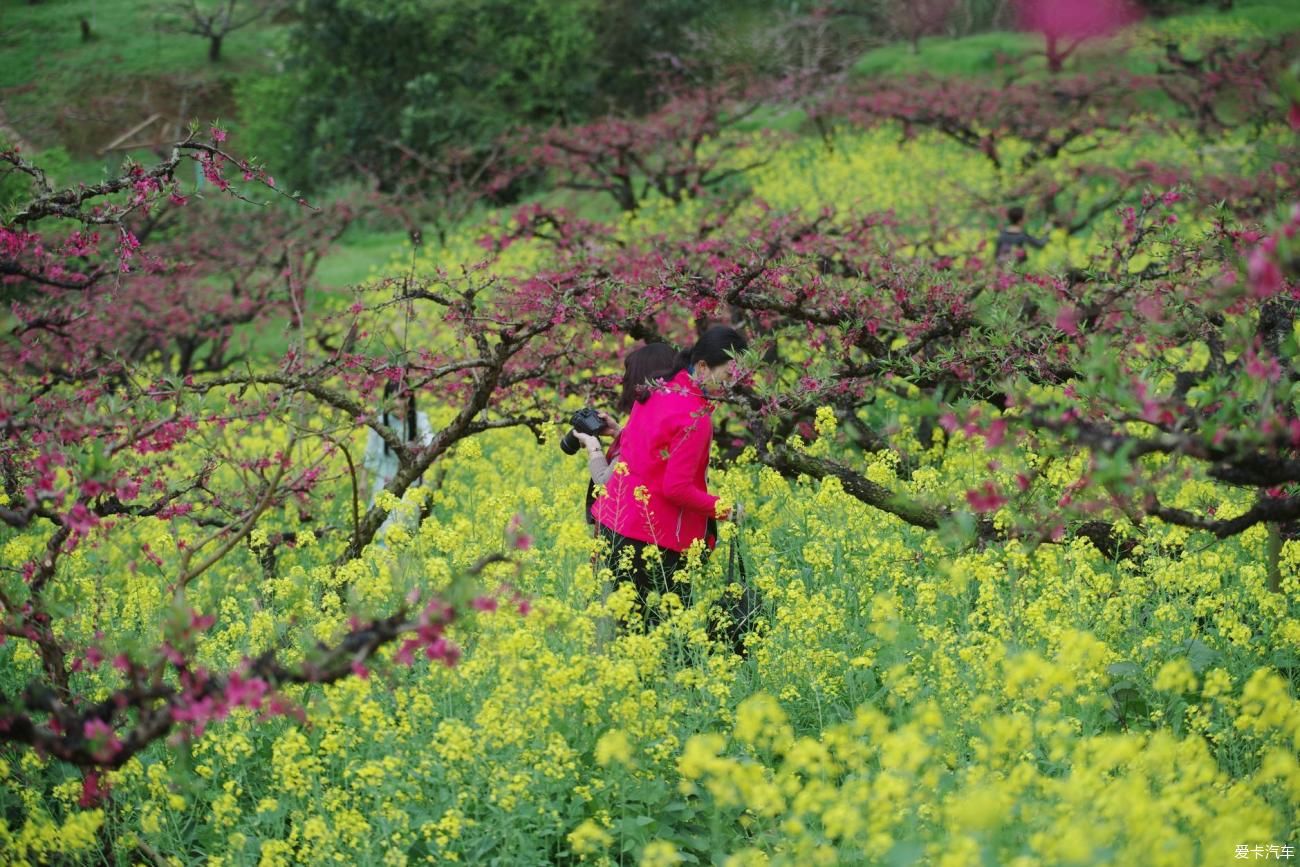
[995,205,1048,263]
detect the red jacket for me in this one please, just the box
[590,369,720,552]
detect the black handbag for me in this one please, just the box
[716,522,762,657]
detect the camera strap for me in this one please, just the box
[723,517,761,652]
[726,532,745,584]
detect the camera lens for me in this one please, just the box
[560,430,581,455]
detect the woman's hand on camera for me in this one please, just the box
[596,410,620,437]
[716,501,744,522]
[574,431,602,454]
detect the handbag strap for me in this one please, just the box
[726,523,748,584]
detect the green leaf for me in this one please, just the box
[1181,638,1217,675]
[1106,660,1142,685]
[887,841,926,866]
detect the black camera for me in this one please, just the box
[560,407,605,455]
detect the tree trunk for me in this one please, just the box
[209,34,223,63]
[39,637,72,703]
[80,17,94,41]
[1266,522,1283,593]
[766,448,949,531]
[1045,34,1063,74]
[615,175,637,213]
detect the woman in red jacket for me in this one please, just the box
[571,342,679,503]
[590,325,747,626]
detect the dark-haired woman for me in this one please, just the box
[590,326,747,625]
[362,377,434,541]
[571,342,678,492]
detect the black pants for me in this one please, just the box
[595,524,688,628]
[593,522,756,654]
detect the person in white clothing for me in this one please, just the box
[362,377,434,542]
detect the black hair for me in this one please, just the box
[619,342,679,413]
[381,376,418,454]
[674,325,748,376]
[1007,205,1025,225]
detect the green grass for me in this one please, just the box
[731,105,810,135]
[0,0,284,89]
[1172,0,1300,34]
[0,0,285,153]
[314,228,413,290]
[852,31,1042,78]
[236,226,411,362]
[850,0,1300,80]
